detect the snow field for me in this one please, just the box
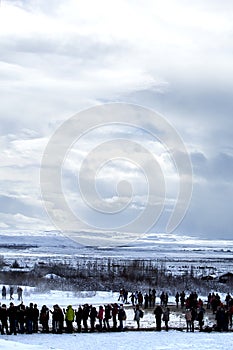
[1,330,233,350]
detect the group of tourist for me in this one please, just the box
[2,286,23,301]
[0,287,232,334]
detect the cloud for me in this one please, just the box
[0,0,233,240]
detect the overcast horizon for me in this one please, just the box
[0,0,233,242]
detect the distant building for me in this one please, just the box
[201,274,216,281]
[219,272,233,284]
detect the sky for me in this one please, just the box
[0,0,233,243]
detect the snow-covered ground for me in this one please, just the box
[0,287,230,349]
[1,231,233,277]
[0,231,232,348]
[1,331,233,350]
[0,286,217,330]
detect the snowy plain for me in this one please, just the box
[1,331,233,350]
[0,288,231,350]
[1,231,233,349]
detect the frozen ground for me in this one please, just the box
[0,229,232,349]
[0,287,230,349]
[1,331,233,350]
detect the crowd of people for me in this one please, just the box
[0,286,232,335]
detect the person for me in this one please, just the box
[17,287,23,301]
[103,304,112,330]
[175,292,180,308]
[185,309,192,332]
[229,303,233,328]
[118,289,124,302]
[82,304,89,332]
[225,293,231,308]
[75,305,83,332]
[123,290,128,303]
[152,289,156,307]
[25,303,34,334]
[138,292,143,307]
[112,303,118,330]
[154,305,163,331]
[148,289,152,308]
[180,291,186,309]
[129,292,135,306]
[33,304,39,333]
[134,304,143,329]
[39,305,49,333]
[8,302,17,335]
[2,286,6,300]
[0,304,9,334]
[65,305,75,333]
[165,293,169,307]
[89,305,97,332]
[118,304,126,331]
[163,307,170,331]
[18,303,26,334]
[57,305,64,333]
[191,307,197,332]
[207,293,212,309]
[160,292,165,306]
[197,306,205,331]
[51,304,64,334]
[9,286,14,300]
[144,293,149,309]
[97,305,104,331]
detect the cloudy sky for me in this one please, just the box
[0,0,233,242]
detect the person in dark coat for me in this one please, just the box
[197,306,205,331]
[103,304,112,330]
[33,304,39,333]
[89,306,97,332]
[2,286,6,300]
[17,287,23,301]
[18,303,26,334]
[118,304,126,331]
[9,287,14,300]
[0,304,9,334]
[152,289,156,307]
[112,303,118,330]
[75,306,83,333]
[129,293,135,306]
[82,304,89,332]
[191,307,197,332]
[148,289,152,308]
[8,302,17,335]
[39,305,49,333]
[154,305,163,331]
[25,303,34,334]
[216,305,225,331]
[180,291,185,309]
[144,293,149,309]
[175,292,180,308]
[51,304,64,334]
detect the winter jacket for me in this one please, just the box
[66,306,75,322]
[185,310,192,322]
[98,308,104,320]
[134,309,140,321]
